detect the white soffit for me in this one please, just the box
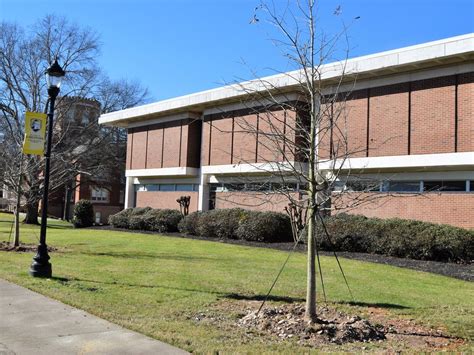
[99,33,474,127]
[125,167,199,177]
[201,161,308,175]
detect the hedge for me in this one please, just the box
[310,214,474,263]
[108,207,473,262]
[108,207,181,233]
[236,211,293,242]
[179,208,293,243]
[72,200,94,228]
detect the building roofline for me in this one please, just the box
[99,33,474,127]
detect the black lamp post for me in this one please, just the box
[29,59,65,278]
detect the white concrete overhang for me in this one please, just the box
[318,152,474,173]
[99,33,474,128]
[125,167,199,178]
[201,161,308,175]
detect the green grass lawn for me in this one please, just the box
[0,212,472,353]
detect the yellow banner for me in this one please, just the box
[23,111,47,156]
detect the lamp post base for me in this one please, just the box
[29,244,52,278]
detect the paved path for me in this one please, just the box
[0,279,187,355]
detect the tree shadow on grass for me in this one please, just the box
[335,301,411,309]
[222,293,305,303]
[78,251,217,262]
[49,276,302,304]
[50,276,225,296]
[47,225,71,230]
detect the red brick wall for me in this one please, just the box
[334,192,474,229]
[318,101,333,160]
[126,131,133,170]
[209,116,233,165]
[410,76,456,154]
[203,108,299,166]
[201,119,211,166]
[369,83,409,156]
[343,90,369,157]
[458,72,474,152]
[319,73,473,160]
[93,205,122,224]
[128,118,201,170]
[147,124,164,168]
[136,191,199,212]
[258,111,286,162]
[131,126,148,169]
[215,192,299,213]
[162,121,182,168]
[233,114,258,164]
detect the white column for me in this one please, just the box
[198,173,209,211]
[124,176,136,208]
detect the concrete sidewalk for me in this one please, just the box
[0,279,188,355]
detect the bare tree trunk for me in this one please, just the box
[13,158,23,246]
[305,206,317,321]
[305,96,319,321]
[24,200,39,225]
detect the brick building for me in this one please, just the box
[99,34,474,229]
[49,97,125,224]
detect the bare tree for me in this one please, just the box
[0,15,148,238]
[206,1,366,321]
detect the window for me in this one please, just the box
[382,181,420,193]
[176,184,194,191]
[145,185,160,192]
[136,184,199,192]
[346,180,380,192]
[423,181,466,192]
[271,183,298,192]
[91,187,109,202]
[159,184,175,191]
[136,185,146,192]
[81,113,89,125]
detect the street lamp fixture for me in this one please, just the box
[29,59,65,278]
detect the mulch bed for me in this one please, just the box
[89,226,473,282]
[191,300,464,351]
[0,241,58,253]
[238,303,386,345]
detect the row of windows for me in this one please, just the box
[134,180,472,194]
[136,184,199,192]
[342,180,471,193]
[210,182,301,193]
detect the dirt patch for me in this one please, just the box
[0,242,58,253]
[191,300,464,351]
[239,303,385,345]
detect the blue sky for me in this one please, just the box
[1,0,473,101]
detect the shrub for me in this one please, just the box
[180,208,292,243]
[310,214,474,263]
[125,207,153,230]
[142,209,182,232]
[108,207,182,233]
[178,211,202,235]
[72,200,94,228]
[108,208,134,228]
[196,208,249,239]
[236,211,293,242]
